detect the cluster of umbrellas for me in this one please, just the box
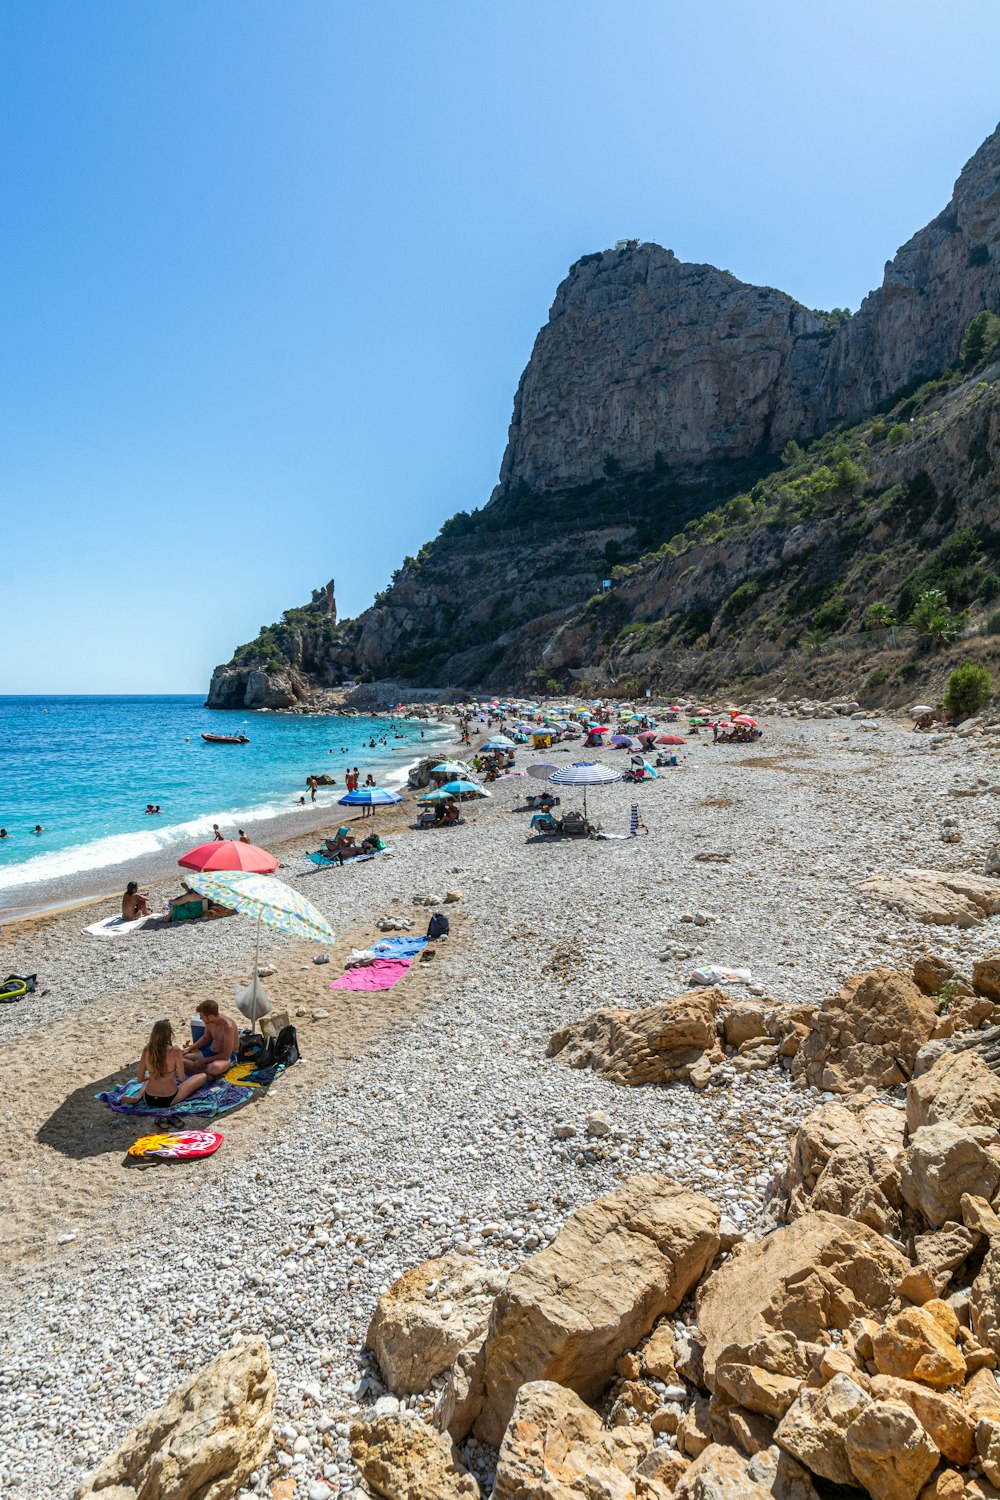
[178,838,336,1028]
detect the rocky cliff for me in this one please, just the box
[208,124,1000,707]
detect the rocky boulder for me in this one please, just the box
[899,1123,1000,1228]
[793,970,937,1093]
[871,1301,967,1390]
[697,1212,908,1399]
[674,1442,774,1499]
[547,989,725,1087]
[973,952,1000,1001]
[472,1175,720,1447]
[843,1398,939,1500]
[858,869,1000,927]
[75,1337,275,1500]
[367,1253,506,1394]
[349,1412,480,1499]
[773,1373,871,1486]
[905,1051,1000,1140]
[491,1381,651,1500]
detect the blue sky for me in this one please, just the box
[3,0,999,693]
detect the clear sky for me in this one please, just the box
[3,0,999,694]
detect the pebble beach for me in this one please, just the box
[2,707,1000,1498]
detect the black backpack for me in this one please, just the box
[273,1024,300,1067]
[427,912,450,940]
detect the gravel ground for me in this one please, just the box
[2,713,999,1497]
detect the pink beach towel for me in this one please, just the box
[329,958,412,991]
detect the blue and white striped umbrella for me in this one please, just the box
[548,761,622,817]
[338,787,404,807]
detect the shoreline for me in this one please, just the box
[0,724,457,923]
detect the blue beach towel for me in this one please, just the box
[370,935,428,959]
[97,1078,255,1119]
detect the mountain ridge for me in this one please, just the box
[207,124,1000,708]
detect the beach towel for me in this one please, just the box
[370,935,428,959]
[96,1077,255,1118]
[85,913,163,937]
[329,958,412,991]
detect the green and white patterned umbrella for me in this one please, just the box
[185,869,336,1026]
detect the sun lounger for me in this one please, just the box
[560,811,592,837]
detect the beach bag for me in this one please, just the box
[427,912,450,940]
[238,1030,266,1063]
[273,1025,300,1067]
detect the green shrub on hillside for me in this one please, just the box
[960,310,1000,372]
[888,423,910,444]
[943,662,992,717]
[724,580,761,616]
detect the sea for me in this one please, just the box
[0,696,449,908]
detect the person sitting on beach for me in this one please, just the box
[135,1019,208,1108]
[238,829,250,843]
[323,826,358,862]
[122,881,151,920]
[442,798,460,825]
[182,999,239,1080]
[167,883,210,920]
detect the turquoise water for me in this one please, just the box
[0,696,446,895]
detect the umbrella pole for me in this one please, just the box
[252,913,262,1035]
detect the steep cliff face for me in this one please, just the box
[209,124,1000,703]
[500,125,1000,492]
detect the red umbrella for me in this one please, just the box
[179,839,279,874]
[637,730,658,742]
[658,735,687,745]
[733,715,757,726]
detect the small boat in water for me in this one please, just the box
[201,732,250,745]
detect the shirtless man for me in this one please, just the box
[122,881,151,920]
[182,999,239,1079]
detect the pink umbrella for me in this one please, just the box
[658,735,687,746]
[637,730,658,743]
[179,839,279,874]
[733,715,757,726]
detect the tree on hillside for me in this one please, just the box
[960,310,1000,372]
[864,602,896,633]
[909,588,964,647]
[834,455,867,494]
[943,662,992,717]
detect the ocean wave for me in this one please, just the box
[0,726,455,894]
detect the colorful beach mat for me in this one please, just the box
[97,1077,255,1118]
[329,958,412,991]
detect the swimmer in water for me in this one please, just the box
[33,824,43,834]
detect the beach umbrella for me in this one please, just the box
[184,869,336,1028]
[610,734,635,748]
[659,735,687,746]
[637,730,658,743]
[548,761,622,817]
[419,787,452,802]
[179,839,278,875]
[482,735,515,749]
[527,763,558,780]
[441,780,490,797]
[733,715,757,726]
[910,704,935,716]
[431,761,469,775]
[338,787,404,807]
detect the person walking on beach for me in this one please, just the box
[308,776,318,803]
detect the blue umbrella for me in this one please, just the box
[441,780,490,797]
[419,788,452,802]
[338,787,404,807]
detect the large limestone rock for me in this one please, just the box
[472,1175,720,1447]
[869,1375,976,1466]
[712,1332,818,1420]
[366,1253,505,1394]
[871,1301,967,1390]
[697,1212,909,1395]
[491,1380,650,1500]
[844,1398,939,1500]
[906,1051,1000,1140]
[773,1374,871,1485]
[971,1236,1000,1358]
[773,1097,906,1230]
[674,1442,774,1499]
[858,869,1000,927]
[350,1413,479,1499]
[899,1123,1000,1228]
[793,969,937,1093]
[547,989,724,1087]
[75,1338,275,1500]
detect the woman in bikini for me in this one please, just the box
[135,1020,207,1108]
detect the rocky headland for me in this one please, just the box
[208,124,1000,706]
